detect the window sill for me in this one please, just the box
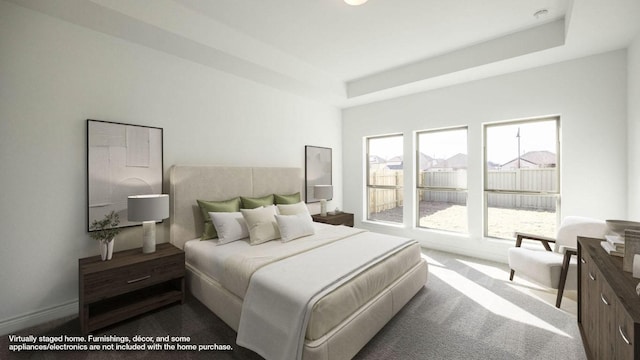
[361,220,406,229]
[414,226,470,239]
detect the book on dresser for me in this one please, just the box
[601,239,624,257]
[606,234,625,249]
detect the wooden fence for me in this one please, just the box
[369,168,557,214]
[419,170,467,204]
[486,168,557,210]
[368,168,403,213]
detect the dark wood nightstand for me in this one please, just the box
[78,243,185,334]
[312,212,354,227]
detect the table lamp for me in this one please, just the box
[313,185,333,216]
[128,194,169,253]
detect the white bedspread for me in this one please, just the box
[183,223,362,287]
[222,224,365,298]
[236,231,416,360]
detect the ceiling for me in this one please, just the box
[175,0,570,81]
[8,0,640,107]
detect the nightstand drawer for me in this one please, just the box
[83,254,184,303]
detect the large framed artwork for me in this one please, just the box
[305,145,332,203]
[87,119,163,231]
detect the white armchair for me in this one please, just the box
[507,216,608,308]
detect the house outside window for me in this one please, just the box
[366,134,404,224]
[416,127,468,233]
[484,117,560,239]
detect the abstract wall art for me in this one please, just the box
[87,119,163,231]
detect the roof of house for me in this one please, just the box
[501,150,556,168]
[444,153,468,169]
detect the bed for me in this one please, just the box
[169,165,428,360]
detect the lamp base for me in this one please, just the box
[142,221,156,254]
[320,199,327,217]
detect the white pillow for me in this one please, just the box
[209,212,249,245]
[241,205,280,245]
[276,201,310,216]
[275,214,315,242]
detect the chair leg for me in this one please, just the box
[556,249,577,308]
[509,269,515,281]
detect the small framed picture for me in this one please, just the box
[305,145,332,203]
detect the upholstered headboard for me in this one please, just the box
[169,165,303,249]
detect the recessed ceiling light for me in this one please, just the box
[534,9,549,19]
[345,0,368,6]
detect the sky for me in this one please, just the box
[367,119,558,165]
[486,120,557,164]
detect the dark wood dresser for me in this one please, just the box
[578,237,640,359]
[79,243,185,334]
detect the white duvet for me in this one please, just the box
[236,231,416,360]
[185,223,366,296]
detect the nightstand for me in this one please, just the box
[78,243,185,334]
[312,212,354,227]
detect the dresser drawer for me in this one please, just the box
[578,237,640,360]
[83,253,184,303]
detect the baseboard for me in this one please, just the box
[0,300,77,336]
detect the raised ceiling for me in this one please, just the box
[8,0,640,107]
[175,0,570,81]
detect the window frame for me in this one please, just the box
[483,116,561,239]
[415,126,469,232]
[365,133,404,224]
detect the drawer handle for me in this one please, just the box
[619,326,632,345]
[600,293,610,306]
[589,272,596,281]
[127,275,151,284]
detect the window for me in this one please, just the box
[366,134,403,224]
[416,127,468,233]
[484,117,560,239]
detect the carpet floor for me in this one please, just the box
[1,249,587,360]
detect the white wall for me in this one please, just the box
[0,1,342,333]
[628,34,640,219]
[343,50,628,262]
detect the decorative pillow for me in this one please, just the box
[275,214,315,242]
[240,194,275,209]
[209,212,249,245]
[277,201,310,216]
[274,192,301,205]
[197,197,241,240]
[241,205,280,245]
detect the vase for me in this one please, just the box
[100,239,114,261]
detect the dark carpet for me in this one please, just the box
[1,249,586,359]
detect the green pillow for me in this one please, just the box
[274,192,301,204]
[197,197,241,240]
[240,194,274,209]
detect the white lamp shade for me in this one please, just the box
[314,185,333,200]
[128,194,169,221]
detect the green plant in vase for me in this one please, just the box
[89,211,120,260]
